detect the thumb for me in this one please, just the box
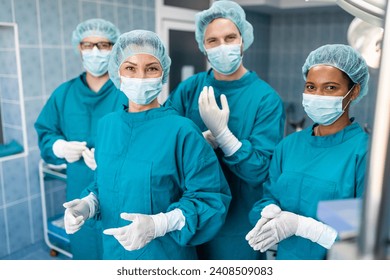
[63,199,81,209]
[220,94,229,113]
[120,212,137,222]
[103,228,118,236]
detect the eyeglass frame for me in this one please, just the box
[79,41,114,50]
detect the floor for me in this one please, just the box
[1,241,71,260]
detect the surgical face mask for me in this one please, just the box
[81,47,110,77]
[302,86,354,126]
[120,75,163,105]
[205,43,242,75]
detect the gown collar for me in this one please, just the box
[120,105,176,124]
[304,119,364,148]
[206,69,257,90]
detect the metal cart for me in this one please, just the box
[39,159,72,258]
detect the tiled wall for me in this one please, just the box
[0,0,155,258]
[253,8,379,135]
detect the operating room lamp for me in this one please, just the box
[307,0,389,259]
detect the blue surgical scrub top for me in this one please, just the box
[249,121,369,260]
[88,106,232,260]
[34,73,128,259]
[165,69,285,259]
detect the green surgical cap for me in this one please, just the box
[195,0,254,54]
[302,44,370,104]
[71,18,120,53]
[108,30,171,88]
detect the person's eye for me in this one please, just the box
[226,35,237,42]
[305,85,315,90]
[125,66,135,71]
[147,67,159,72]
[98,42,112,50]
[325,85,336,91]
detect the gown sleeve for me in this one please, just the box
[34,84,69,165]
[167,123,232,246]
[223,89,285,185]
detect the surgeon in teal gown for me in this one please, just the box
[62,30,231,260]
[246,44,370,260]
[34,19,127,259]
[164,1,285,260]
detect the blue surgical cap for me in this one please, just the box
[195,0,254,54]
[108,30,171,88]
[302,44,370,104]
[71,18,120,53]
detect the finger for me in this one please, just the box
[63,199,81,209]
[207,86,218,108]
[82,149,93,158]
[103,228,120,236]
[245,217,269,240]
[120,212,137,221]
[91,148,95,153]
[220,94,229,113]
[257,238,277,253]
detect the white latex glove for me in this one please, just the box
[63,193,98,234]
[202,130,218,149]
[198,86,242,156]
[245,204,282,241]
[103,209,185,251]
[247,204,337,252]
[82,148,97,171]
[53,139,87,163]
[198,86,229,137]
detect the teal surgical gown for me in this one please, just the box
[34,73,127,259]
[87,106,231,260]
[249,121,368,260]
[165,69,285,260]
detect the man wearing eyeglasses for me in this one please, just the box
[34,18,127,260]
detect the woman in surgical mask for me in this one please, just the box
[246,44,370,260]
[34,19,127,259]
[61,30,231,260]
[164,0,285,261]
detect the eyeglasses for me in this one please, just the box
[80,41,113,50]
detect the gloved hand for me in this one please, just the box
[245,204,282,241]
[103,213,157,251]
[53,139,87,163]
[82,148,97,171]
[198,86,242,156]
[103,209,185,251]
[198,86,229,137]
[246,204,337,252]
[63,193,98,234]
[202,130,218,149]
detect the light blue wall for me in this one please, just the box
[0,0,155,259]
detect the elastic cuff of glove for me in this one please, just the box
[82,192,99,219]
[166,208,185,232]
[215,127,242,157]
[151,213,168,238]
[317,225,338,249]
[52,139,66,159]
[296,216,337,249]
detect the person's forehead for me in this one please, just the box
[81,36,109,42]
[123,53,160,64]
[204,18,239,37]
[307,65,346,82]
